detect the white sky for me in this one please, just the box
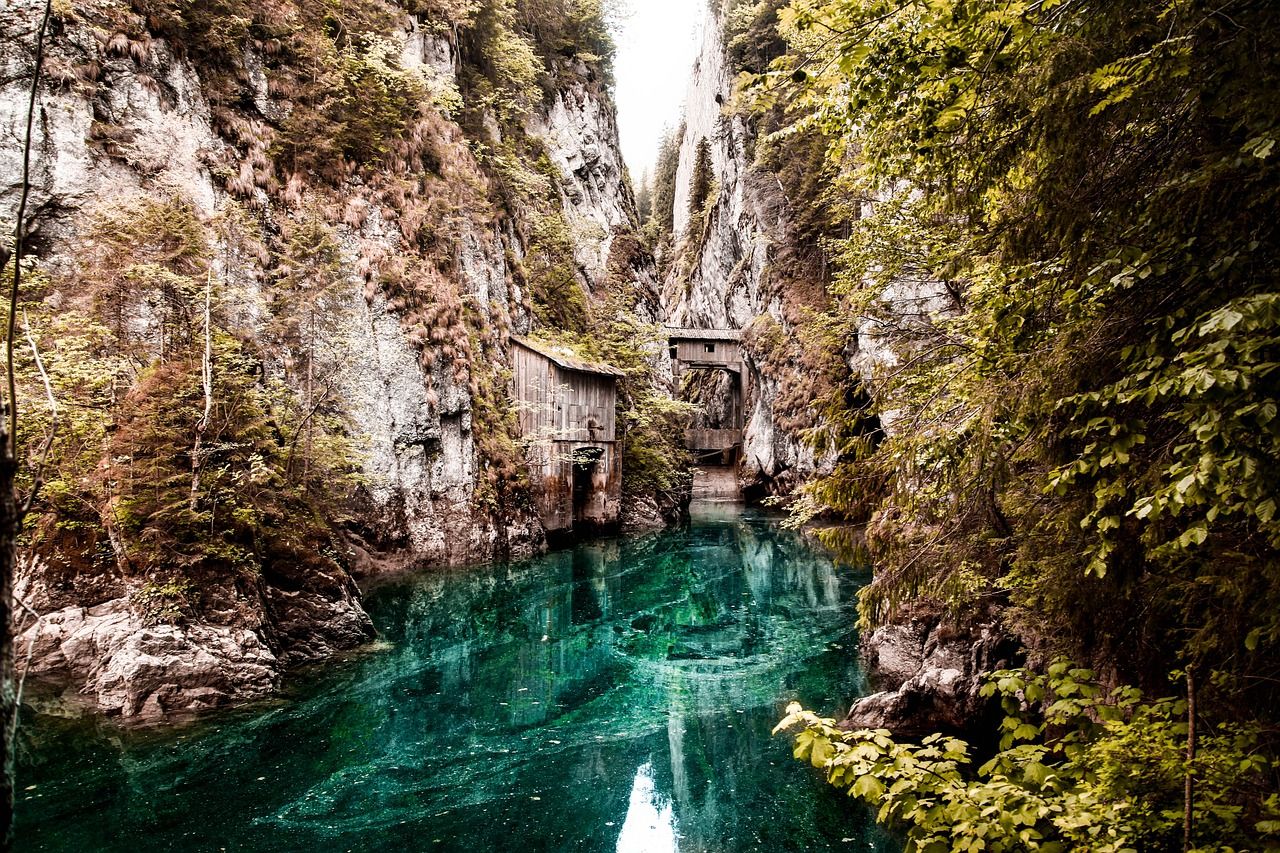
[612,0,705,183]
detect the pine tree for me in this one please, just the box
[651,126,682,233]
[687,137,713,220]
[635,169,652,224]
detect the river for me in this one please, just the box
[14,503,897,852]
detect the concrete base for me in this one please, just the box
[691,466,740,501]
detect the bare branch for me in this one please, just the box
[19,310,58,518]
[9,594,44,749]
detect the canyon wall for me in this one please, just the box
[662,8,836,498]
[0,0,659,718]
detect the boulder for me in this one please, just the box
[18,600,278,719]
[843,606,1020,738]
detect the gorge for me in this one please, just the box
[15,507,898,852]
[3,0,1279,850]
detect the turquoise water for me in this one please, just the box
[14,504,898,852]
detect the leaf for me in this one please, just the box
[1012,723,1040,741]
[810,735,835,768]
[1177,524,1209,548]
[1024,761,1051,786]
[1256,499,1276,524]
[1243,136,1276,160]
[851,775,886,801]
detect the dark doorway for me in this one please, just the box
[572,446,605,521]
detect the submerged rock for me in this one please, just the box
[621,485,691,536]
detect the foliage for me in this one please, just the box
[132,577,197,625]
[129,0,427,178]
[15,196,358,611]
[722,0,789,75]
[634,170,652,224]
[719,0,1280,837]
[465,301,532,519]
[522,211,592,334]
[687,138,715,220]
[462,0,614,124]
[753,0,1280,694]
[108,333,347,580]
[776,662,1280,852]
[649,126,682,235]
[464,0,544,123]
[517,0,618,85]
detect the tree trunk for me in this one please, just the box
[0,441,17,853]
[189,271,213,511]
[1184,664,1197,852]
[304,310,314,482]
[5,1,53,846]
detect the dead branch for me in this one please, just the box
[19,310,58,518]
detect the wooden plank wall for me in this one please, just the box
[513,346,616,442]
[562,373,616,442]
[513,344,559,440]
[675,339,741,368]
[512,343,622,532]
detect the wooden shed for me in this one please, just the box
[667,328,744,458]
[511,336,625,536]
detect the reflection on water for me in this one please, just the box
[617,763,676,853]
[15,505,898,852]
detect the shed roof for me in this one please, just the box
[510,335,627,378]
[665,327,742,342]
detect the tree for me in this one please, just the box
[749,0,1280,841]
[272,213,345,485]
[634,169,652,224]
[768,0,1280,690]
[687,137,713,221]
[3,0,52,847]
[777,664,1280,852]
[650,125,682,233]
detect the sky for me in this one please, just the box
[612,0,705,182]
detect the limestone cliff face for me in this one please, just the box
[663,9,833,497]
[528,75,634,292]
[0,0,653,718]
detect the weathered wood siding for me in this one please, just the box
[513,345,616,443]
[512,340,622,534]
[673,340,741,373]
[513,342,559,440]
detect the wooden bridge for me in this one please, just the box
[666,327,744,460]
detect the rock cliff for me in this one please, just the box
[1,0,660,718]
[662,3,1014,736]
[841,605,1020,738]
[661,7,839,498]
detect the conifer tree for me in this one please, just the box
[651,127,682,233]
[687,137,713,220]
[635,169,652,224]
